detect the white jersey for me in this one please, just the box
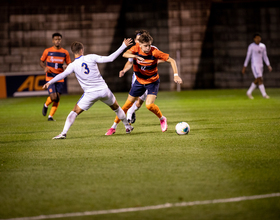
[243,42,270,68]
[48,43,127,92]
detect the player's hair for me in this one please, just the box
[134,29,149,39]
[71,41,84,54]
[52,33,62,39]
[253,32,261,38]
[138,33,153,44]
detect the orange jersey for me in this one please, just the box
[40,47,71,82]
[129,44,169,84]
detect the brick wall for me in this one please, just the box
[0,0,279,94]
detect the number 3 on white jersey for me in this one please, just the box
[82,63,90,74]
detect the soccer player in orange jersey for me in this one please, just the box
[119,30,165,124]
[40,33,71,121]
[105,32,182,135]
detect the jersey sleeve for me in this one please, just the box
[128,58,133,63]
[129,45,138,54]
[154,49,169,61]
[40,49,48,62]
[243,45,252,67]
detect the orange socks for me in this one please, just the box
[114,100,134,124]
[146,103,162,118]
[49,102,59,117]
[45,96,52,107]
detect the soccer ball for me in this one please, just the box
[175,122,190,135]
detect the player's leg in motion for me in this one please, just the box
[106,96,136,135]
[42,96,52,116]
[53,107,81,139]
[127,92,146,124]
[145,95,167,132]
[257,78,269,99]
[246,82,257,99]
[43,84,61,121]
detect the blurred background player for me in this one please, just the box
[119,30,164,124]
[40,33,71,121]
[106,32,182,135]
[43,38,133,139]
[242,32,272,99]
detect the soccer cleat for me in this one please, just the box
[52,134,66,139]
[247,94,254,99]
[42,104,48,116]
[263,95,270,99]
[131,112,136,124]
[105,128,116,136]
[48,117,55,121]
[160,116,168,132]
[126,126,134,134]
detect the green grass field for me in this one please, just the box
[0,89,280,220]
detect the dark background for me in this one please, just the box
[0,0,279,93]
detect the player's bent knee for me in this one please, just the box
[146,103,154,110]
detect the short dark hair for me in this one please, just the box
[253,32,261,38]
[52,33,62,39]
[71,41,84,54]
[138,33,153,44]
[134,29,149,39]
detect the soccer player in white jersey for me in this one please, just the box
[118,30,164,124]
[242,33,272,99]
[42,38,134,139]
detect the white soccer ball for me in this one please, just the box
[175,122,190,135]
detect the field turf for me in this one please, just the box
[0,89,280,220]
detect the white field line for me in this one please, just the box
[2,193,280,220]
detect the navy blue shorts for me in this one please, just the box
[48,82,64,94]
[129,79,160,97]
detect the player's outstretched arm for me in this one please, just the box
[166,57,182,84]
[123,38,133,47]
[119,60,133,77]
[96,38,133,63]
[123,50,144,62]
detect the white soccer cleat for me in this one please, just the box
[126,126,134,134]
[247,93,254,99]
[263,95,270,99]
[52,134,66,139]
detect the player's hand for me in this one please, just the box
[123,38,133,47]
[268,65,272,72]
[42,83,50,90]
[174,75,182,84]
[136,56,144,62]
[241,66,246,74]
[44,66,50,73]
[119,70,125,77]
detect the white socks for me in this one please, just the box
[247,82,268,97]
[127,102,139,120]
[62,111,78,135]
[113,107,130,128]
[247,82,257,95]
[258,84,267,97]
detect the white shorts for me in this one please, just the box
[251,65,263,78]
[77,88,116,111]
